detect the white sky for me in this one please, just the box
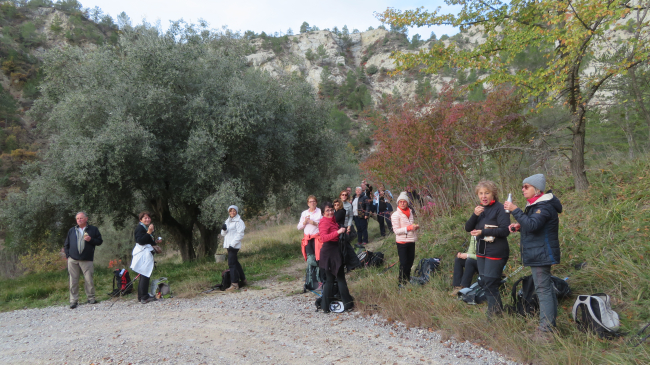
[79,0,459,40]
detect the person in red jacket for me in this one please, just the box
[318,202,354,313]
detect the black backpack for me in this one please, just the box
[216,269,232,291]
[507,275,571,316]
[109,269,133,296]
[357,251,384,268]
[410,258,441,285]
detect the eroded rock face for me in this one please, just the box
[245,28,441,104]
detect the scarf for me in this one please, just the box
[399,206,410,218]
[77,226,87,254]
[527,194,543,205]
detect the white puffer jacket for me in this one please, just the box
[221,214,246,249]
[391,208,416,243]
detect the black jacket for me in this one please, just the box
[511,192,562,267]
[64,225,103,261]
[464,201,510,259]
[354,193,371,219]
[134,224,155,246]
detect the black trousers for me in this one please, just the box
[452,257,478,288]
[396,242,416,284]
[228,247,246,284]
[138,275,150,301]
[322,265,354,312]
[354,216,368,243]
[477,257,507,316]
[377,213,393,236]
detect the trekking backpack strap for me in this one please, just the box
[572,293,619,333]
[510,277,524,303]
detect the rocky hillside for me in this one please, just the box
[246,28,446,104]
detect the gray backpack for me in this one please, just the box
[572,293,620,338]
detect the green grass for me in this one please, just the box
[348,156,650,364]
[0,225,303,311]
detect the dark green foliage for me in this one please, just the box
[366,64,378,75]
[408,34,422,49]
[3,23,345,262]
[467,83,485,101]
[319,66,337,98]
[260,33,288,54]
[300,21,310,33]
[305,48,315,61]
[329,108,352,134]
[0,85,18,123]
[415,76,434,100]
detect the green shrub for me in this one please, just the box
[366,64,378,75]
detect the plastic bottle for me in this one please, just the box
[505,193,512,213]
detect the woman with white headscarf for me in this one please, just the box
[221,205,246,292]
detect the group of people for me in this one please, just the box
[64,205,247,307]
[452,174,562,340]
[63,173,562,340]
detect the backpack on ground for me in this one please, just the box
[216,269,232,291]
[507,275,571,316]
[410,258,441,285]
[109,269,133,297]
[150,277,171,299]
[304,265,320,292]
[572,293,620,338]
[357,250,384,268]
[458,282,487,305]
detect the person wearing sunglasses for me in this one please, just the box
[338,190,353,234]
[504,174,562,342]
[464,180,510,318]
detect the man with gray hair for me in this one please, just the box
[64,212,103,309]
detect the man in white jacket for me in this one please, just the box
[221,205,246,291]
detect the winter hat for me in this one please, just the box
[396,192,410,204]
[227,205,239,214]
[522,174,546,192]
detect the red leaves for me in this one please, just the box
[361,84,526,192]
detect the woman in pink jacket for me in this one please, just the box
[391,192,420,286]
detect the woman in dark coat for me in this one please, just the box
[131,211,162,304]
[318,202,354,313]
[464,180,510,317]
[504,174,562,341]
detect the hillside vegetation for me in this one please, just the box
[349,154,650,364]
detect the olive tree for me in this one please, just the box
[4,22,341,261]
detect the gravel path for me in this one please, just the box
[0,277,518,365]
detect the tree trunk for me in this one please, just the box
[196,222,220,260]
[150,198,196,262]
[570,110,589,191]
[628,67,650,149]
[622,110,636,159]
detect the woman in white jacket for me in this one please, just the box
[391,192,420,286]
[221,205,246,292]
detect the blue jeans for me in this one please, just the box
[353,216,368,244]
[531,265,557,331]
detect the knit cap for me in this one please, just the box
[396,192,410,204]
[227,205,239,214]
[522,174,546,192]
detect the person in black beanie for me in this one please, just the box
[464,180,510,318]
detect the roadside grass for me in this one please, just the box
[0,224,303,311]
[348,156,650,364]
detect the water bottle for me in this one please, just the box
[505,193,512,213]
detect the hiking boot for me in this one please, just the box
[225,283,240,292]
[532,329,553,344]
[87,299,97,304]
[140,296,156,304]
[449,287,463,297]
[69,302,78,309]
[240,279,248,287]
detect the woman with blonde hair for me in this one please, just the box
[464,180,510,317]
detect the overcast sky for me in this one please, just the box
[79,0,459,40]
